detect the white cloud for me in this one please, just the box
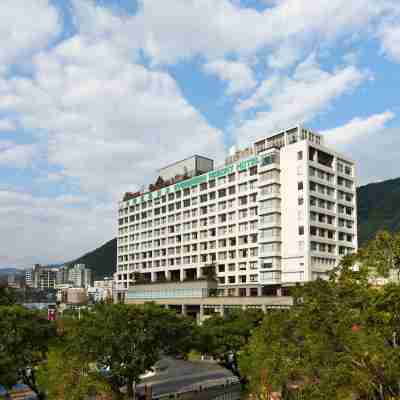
[0,189,114,267]
[322,111,395,146]
[234,55,368,145]
[0,0,60,73]
[379,22,400,62]
[0,1,227,267]
[0,140,36,168]
[0,118,16,131]
[203,59,257,95]
[0,1,224,198]
[321,119,400,185]
[137,0,391,64]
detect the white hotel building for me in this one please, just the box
[115,126,357,308]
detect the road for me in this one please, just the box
[136,357,236,397]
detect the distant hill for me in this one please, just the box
[70,177,400,279]
[67,238,117,280]
[357,177,400,245]
[0,268,24,276]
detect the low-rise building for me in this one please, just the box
[87,277,114,302]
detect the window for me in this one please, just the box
[297,151,303,160]
[298,181,303,190]
[298,226,304,235]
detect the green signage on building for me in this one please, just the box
[128,155,259,205]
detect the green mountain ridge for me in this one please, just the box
[70,176,400,279]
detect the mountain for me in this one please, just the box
[67,238,117,280]
[357,177,400,245]
[0,268,24,276]
[70,177,400,279]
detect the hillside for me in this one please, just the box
[68,238,117,279]
[70,177,400,279]
[357,177,400,245]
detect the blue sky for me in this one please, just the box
[0,0,399,268]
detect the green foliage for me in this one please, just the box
[197,309,263,376]
[0,284,17,306]
[360,230,400,279]
[357,177,400,246]
[0,305,56,397]
[239,268,400,400]
[71,303,195,399]
[37,347,111,400]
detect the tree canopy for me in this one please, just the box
[0,305,56,398]
[239,248,400,400]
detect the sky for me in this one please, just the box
[0,0,400,269]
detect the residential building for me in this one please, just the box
[115,126,357,311]
[56,265,70,285]
[68,264,93,288]
[26,264,58,290]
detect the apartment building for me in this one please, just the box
[115,126,357,303]
[26,264,58,290]
[68,263,93,288]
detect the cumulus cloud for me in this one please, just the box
[0,0,60,74]
[0,118,17,132]
[0,1,224,197]
[203,59,257,95]
[0,0,227,267]
[0,140,36,168]
[322,111,395,146]
[0,189,114,267]
[321,115,399,184]
[379,22,400,62]
[137,0,392,64]
[234,55,368,145]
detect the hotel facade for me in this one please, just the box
[115,126,357,310]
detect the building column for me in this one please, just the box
[257,287,263,296]
[276,287,282,297]
[165,270,171,281]
[261,304,267,313]
[151,272,157,282]
[219,305,225,317]
[181,304,187,316]
[198,305,204,325]
[180,269,185,282]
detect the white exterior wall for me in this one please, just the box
[280,140,309,283]
[115,126,357,295]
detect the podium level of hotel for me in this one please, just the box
[115,125,357,313]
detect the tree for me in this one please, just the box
[74,303,195,399]
[197,309,263,377]
[37,347,111,400]
[0,284,17,306]
[361,231,400,280]
[239,269,400,400]
[0,305,56,399]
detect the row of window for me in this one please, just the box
[118,249,259,266]
[119,167,260,214]
[119,193,259,225]
[119,233,259,253]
